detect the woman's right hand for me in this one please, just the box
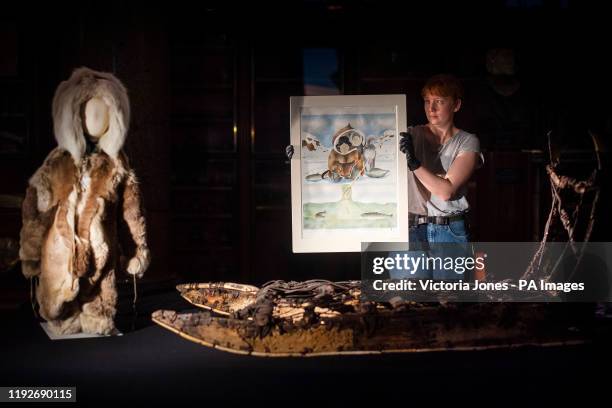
[399,131,421,171]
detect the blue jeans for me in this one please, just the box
[427,219,470,244]
[387,224,428,280]
[427,220,472,280]
[388,219,471,280]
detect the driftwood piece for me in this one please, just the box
[523,131,602,280]
[546,165,596,195]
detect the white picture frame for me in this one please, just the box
[290,94,409,253]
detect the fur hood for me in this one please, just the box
[52,67,130,162]
[332,123,364,155]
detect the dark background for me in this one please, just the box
[1,1,611,404]
[1,1,610,304]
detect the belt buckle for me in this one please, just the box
[409,214,426,226]
[437,216,449,225]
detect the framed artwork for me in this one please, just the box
[290,94,408,253]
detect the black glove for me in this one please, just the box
[399,131,421,171]
[285,145,294,160]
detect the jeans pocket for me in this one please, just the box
[447,220,469,240]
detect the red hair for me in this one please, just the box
[421,74,464,101]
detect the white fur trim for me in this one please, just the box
[332,127,365,155]
[52,67,130,162]
[29,170,52,212]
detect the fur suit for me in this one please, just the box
[326,124,365,181]
[19,67,150,335]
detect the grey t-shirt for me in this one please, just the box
[407,125,483,216]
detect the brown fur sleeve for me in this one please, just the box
[19,186,44,278]
[122,170,150,278]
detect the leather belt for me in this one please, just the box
[409,213,465,226]
[409,214,429,226]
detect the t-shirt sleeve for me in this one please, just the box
[458,133,484,168]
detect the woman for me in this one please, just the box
[400,74,483,280]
